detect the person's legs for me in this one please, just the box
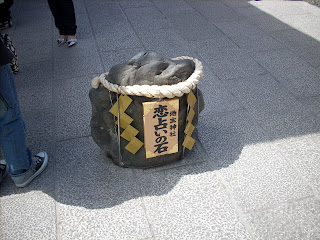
[0,64,48,187]
[0,64,32,177]
[58,0,77,36]
[0,0,14,28]
[47,0,64,36]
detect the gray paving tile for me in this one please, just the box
[53,38,103,78]
[17,83,53,113]
[192,1,245,23]
[224,1,263,10]
[148,43,197,60]
[119,0,154,9]
[0,192,56,240]
[290,1,320,17]
[57,201,152,240]
[244,13,292,33]
[218,143,314,212]
[245,198,320,240]
[100,47,146,72]
[251,49,320,98]
[271,29,320,68]
[167,10,226,41]
[277,14,320,40]
[15,10,52,34]
[215,19,268,38]
[13,61,53,89]
[299,96,320,115]
[152,0,195,16]
[55,137,152,239]
[124,7,171,31]
[55,137,134,202]
[189,37,240,54]
[96,28,143,52]
[248,1,310,17]
[250,48,306,70]
[92,20,134,39]
[223,74,312,121]
[136,162,252,239]
[136,27,183,46]
[124,6,164,21]
[86,1,123,22]
[12,28,52,45]
[231,34,282,52]
[20,0,51,12]
[198,65,244,115]
[22,107,56,158]
[199,48,266,80]
[72,12,93,40]
[73,0,87,15]
[197,110,269,168]
[13,36,52,64]
[54,75,92,140]
[136,28,196,58]
[276,136,320,195]
[261,113,320,140]
[215,20,282,52]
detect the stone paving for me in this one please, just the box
[1,0,320,239]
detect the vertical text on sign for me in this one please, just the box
[143,98,179,159]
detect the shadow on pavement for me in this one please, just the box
[0,0,319,210]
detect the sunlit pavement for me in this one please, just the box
[1,0,320,239]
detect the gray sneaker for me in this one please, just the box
[0,159,8,183]
[14,152,48,188]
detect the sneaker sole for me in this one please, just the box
[15,153,48,188]
[0,159,8,182]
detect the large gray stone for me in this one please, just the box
[89,51,204,168]
[106,51,195,86]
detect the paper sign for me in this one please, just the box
[143,98,179,159]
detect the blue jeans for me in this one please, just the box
[0,64,32,180]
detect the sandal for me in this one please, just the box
[67,38,77,47]
[57,38,67,47]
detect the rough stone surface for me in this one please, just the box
[107,51,196,86]
[89,51,204,168]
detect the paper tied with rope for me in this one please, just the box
[109,94,144,155]
[143,98,179,159]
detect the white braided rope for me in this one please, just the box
[92,56,203,98]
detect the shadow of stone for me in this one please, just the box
[1,0,320,212]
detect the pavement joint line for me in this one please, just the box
[243,195,318,215]
[139,159,209,175]
[196,128,257,238]
[131,168,156,239]
[83,0,106,73]
[215,170,257,239]
[276,143,320,199]
[47,8,61,240]
[56,134,92,143]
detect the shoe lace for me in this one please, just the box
[33,156,43,167]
